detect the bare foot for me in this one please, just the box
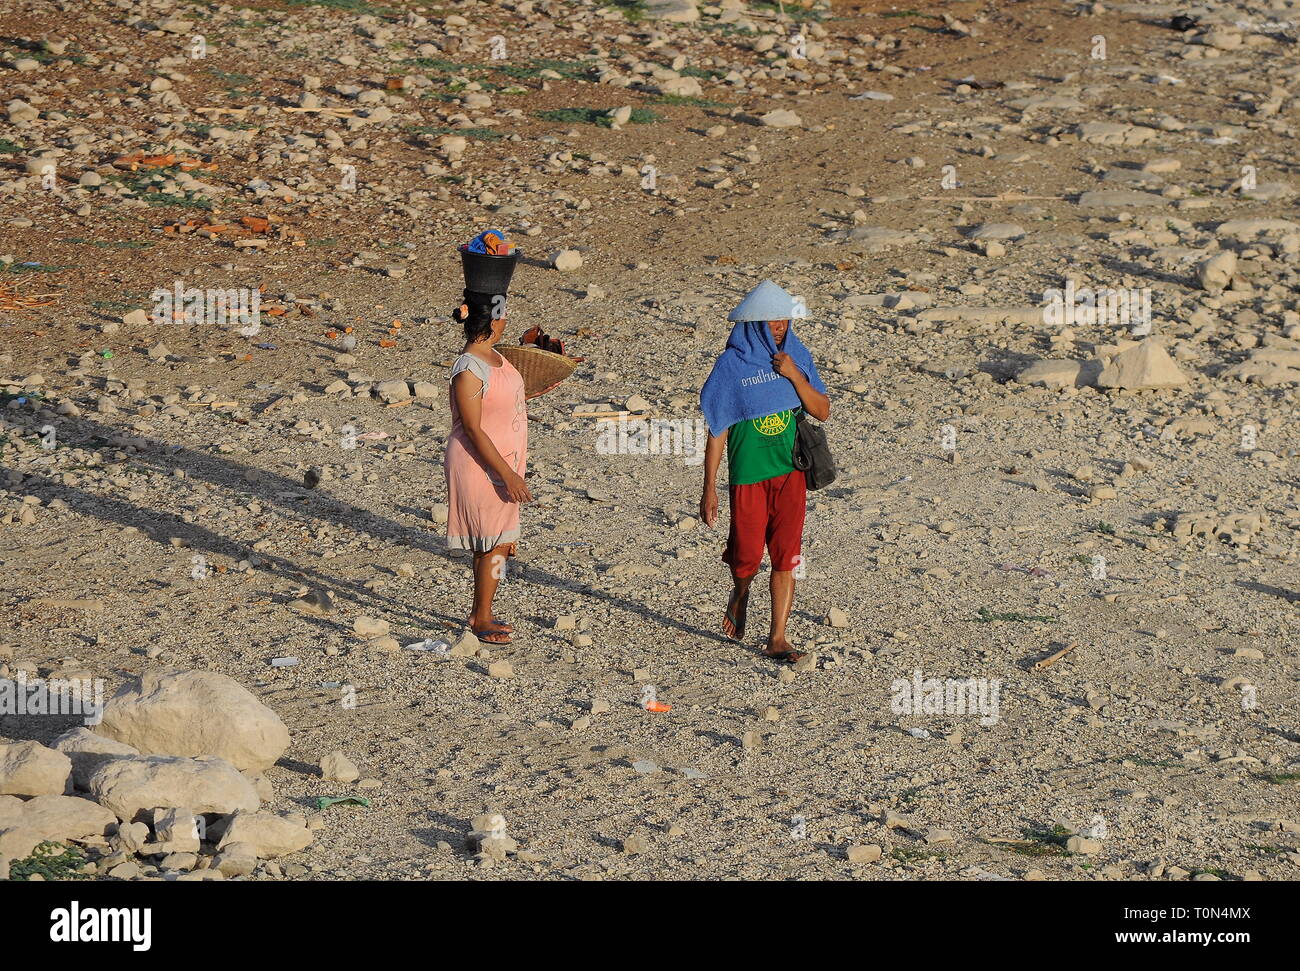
[469,616,512,643]
[468,616,512,633]
[723,584,749,640]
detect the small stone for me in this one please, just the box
[758,108,802,128]
[108,860,142,880]
[846,843,882,864]
[450,631,480,657]
[320,750,360,784]
[353,616,390,640]
[551,249,582,272]
[1067,836,1102,855]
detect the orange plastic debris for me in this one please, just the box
[645,701,672,713]
[0,282,59,313]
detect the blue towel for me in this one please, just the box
[466,229,508,254]
[699,320,826,437]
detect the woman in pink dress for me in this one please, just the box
[445,295,531,644]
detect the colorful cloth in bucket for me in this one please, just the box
[465,229,512,255]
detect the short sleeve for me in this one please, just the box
[449,354,490,397]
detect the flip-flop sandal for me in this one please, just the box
[723,589,749,641]
[762,648,806,665]
[472,628,512,645]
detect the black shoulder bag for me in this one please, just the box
[792,411,836,490]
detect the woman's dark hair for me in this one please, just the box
[453,290,501,343]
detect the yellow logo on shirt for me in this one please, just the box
[752,410,791,436]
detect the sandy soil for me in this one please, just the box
[1,0,1299,880]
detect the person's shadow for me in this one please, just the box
[7,411,731,644]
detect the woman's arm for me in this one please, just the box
[699,426,728,527]
[452,370,533,503]
[773,353,830,421]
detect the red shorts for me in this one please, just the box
[723,469,806,578]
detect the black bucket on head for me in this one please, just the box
[460,245,520,294]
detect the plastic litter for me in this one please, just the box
[405,638,451,655]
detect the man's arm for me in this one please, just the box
[773,353,830,421]
[699,427,729,527]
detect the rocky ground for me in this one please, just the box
[1,0,1299,881]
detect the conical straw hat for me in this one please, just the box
[727,279,806,321]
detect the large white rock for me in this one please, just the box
[1216,218,1300,239]
[655,75,703,98]
[551,249,583,272]
[217,811,313,858]
[1076,122,1157,146]
[0,794,117,842]
[1016,359,1085,390]
[1195,250,1236,292]
[6,99,39,123]
[95,669,290,772]
[1096,339,1188,390]
[0,828,43,867]
[87,755,261,821]
[1224,347,1300,386]
[54,727,140,790]
[0,741,72,797]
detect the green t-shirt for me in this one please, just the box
[727,408,799,486]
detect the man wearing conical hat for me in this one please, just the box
[699,281,830,664]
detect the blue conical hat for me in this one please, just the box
[727,279,805,321]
